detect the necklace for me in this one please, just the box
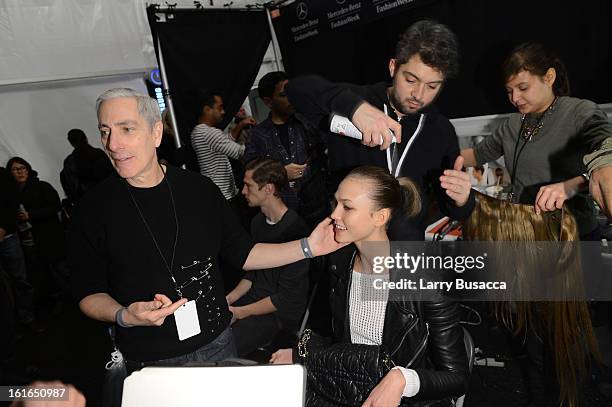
[125,165,181,297]
[509,96,559,193]
[518,96,558,141]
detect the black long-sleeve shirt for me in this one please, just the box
[286,75,475,240]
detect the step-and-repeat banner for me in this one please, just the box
[275,0,434,44]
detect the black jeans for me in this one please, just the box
[232,313,282,358]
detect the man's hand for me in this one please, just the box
[0,227,6,242]
[269,348,293,364]
[439,156,471,207]
[225,279,252,307]
[285,163,307,180]
[123,294,187,327]
[241,116,256,126]
[236,117,256,131]
[591,165,612,218]
[352,102,402,150]
[361,368,405,407]
[231,117,256,141]
[228,305,249,325]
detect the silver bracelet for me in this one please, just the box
[300,237,314,259]
[115,307,132,328]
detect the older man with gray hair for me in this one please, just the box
[68,88,342,374]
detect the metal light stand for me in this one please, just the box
[265,3,285,71]
[156,36,182,151]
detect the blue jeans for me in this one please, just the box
[0,234,34,323]
[125,327,237,375]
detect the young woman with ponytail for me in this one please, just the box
[271,166,469,407]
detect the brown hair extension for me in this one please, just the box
[463,192,600,407]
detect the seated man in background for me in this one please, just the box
[227,158,309,357]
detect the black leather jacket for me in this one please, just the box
[304,245,469,406]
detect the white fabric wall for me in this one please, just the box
[0,0,156,195]
[0,0,156,85]
[0,0,280,196]
[0,75,148,196]
[0,0,267,84]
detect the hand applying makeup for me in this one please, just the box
[439,156,471,207]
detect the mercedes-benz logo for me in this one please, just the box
[296,2,308,20]
[149,69,162,86]
[336,0,346,4]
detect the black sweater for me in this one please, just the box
[286,75,475,240]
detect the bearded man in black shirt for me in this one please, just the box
[286,20,474,240]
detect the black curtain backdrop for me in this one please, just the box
[273,0,612,119]
[147,7,271,145]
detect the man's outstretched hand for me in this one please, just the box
[439,156,471,207]
[124,294,188,327]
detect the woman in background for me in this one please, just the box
[7,157,69,313]
[461,42,611,240]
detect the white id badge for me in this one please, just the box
[174,300,201,341]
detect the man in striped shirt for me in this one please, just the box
[190,92,250,201]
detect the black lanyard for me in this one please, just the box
[510,118,529,186]
[125,167,181,298]
[510,97,558,187]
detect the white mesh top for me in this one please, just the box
[349,270,389,345]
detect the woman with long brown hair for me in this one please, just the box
[463,192,603,407]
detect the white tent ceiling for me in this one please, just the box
[0,0,277,195]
